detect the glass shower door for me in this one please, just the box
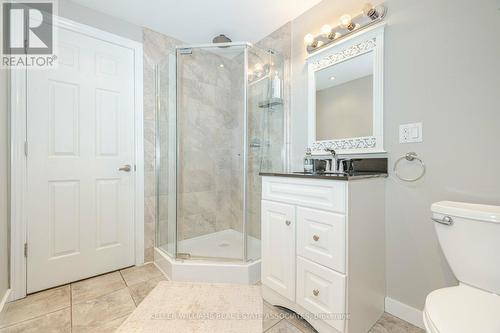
[175,45,246,261]
[155,53,177,258]
[246,48,286,261]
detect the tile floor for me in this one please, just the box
[0,263,424,333]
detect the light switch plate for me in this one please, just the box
[399,122,423,143]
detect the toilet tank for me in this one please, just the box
[431,201,500,295]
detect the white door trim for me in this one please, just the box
[9,16,144,301]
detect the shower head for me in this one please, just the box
[213,34,232,43]
[212,34,232,47]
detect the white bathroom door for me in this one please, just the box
[26,26,136,293]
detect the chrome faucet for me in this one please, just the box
[324,148,338,172]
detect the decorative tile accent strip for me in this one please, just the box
[311,38,376,71]
[312,137,377,152]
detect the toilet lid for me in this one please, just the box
[425,285,500,333]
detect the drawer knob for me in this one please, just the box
[313,289,320,296]
[285,220,291,226]
[313,235,320,242]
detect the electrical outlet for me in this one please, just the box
[399,123,423,143]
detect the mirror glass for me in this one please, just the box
[315,52,373,141]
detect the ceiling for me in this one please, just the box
[315,52,373,90]
[70,0,323,44]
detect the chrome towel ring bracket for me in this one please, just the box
[393,152,426,182]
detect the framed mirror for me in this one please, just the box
[307,24,385,154]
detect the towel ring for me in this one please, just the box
[393,152,426,182]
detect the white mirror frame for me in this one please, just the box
[307,24,385,155]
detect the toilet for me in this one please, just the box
[425,201,500,333]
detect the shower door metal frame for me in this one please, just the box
[174,43,251,263]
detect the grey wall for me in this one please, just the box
[0,69,9,300]
[290,0,500,309]
[57,0,142,42]
[316,75,373,140]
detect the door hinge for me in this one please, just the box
[24,243,28,257]
[134,165,137,172]
[24,141,28,157]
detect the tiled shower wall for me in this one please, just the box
[177,48,244,241]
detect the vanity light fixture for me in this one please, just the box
[304,2,387,54]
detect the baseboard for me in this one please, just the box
[0,289,11,313]
[385,297,425,329]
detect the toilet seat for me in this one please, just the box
[423,285,500,333]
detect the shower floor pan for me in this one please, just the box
[154,229,261,284]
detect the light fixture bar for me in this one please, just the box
[304,3,387,54]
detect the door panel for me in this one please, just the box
[26,26,136,293]
[261,200,295,301]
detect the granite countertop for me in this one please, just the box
[259,171,388,181]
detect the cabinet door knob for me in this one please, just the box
[313,289,320,296]
[313,235,320,242]
[285,220,291,226]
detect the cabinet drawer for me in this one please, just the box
[297,207,346,273]
[262,177,346,213]
[297,257,346,332]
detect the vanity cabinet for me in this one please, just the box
[261,175,385,333]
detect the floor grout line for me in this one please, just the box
[69,283,73,333]
[264,318,283,332]
[0,306,71,330]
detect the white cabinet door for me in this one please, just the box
[261,200,296,301]
[26,26,136,293]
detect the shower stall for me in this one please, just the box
[154,42,286,283]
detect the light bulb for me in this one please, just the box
[304,33,315,45]
[219,63,224,68]
[329,76,336,80]
[340,14,355,31]
[363,3,379,20]
[320,24,332,36]
[340,14,352,27]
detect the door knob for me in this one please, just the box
[313,235,320,242]
[285,220,291,226]
[119,164,132,172]
[313,289,320,296]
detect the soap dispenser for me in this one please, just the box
[304,148,313,173]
